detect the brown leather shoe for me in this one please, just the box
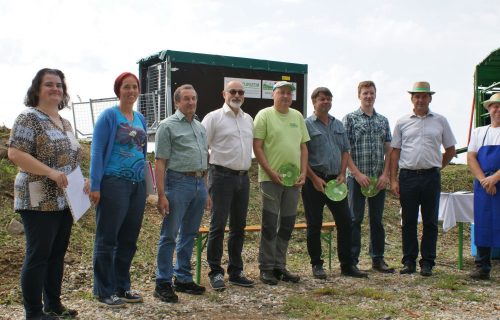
[372,260,395,273]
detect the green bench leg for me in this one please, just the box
[195,233,208,284]
[320,229,334,270]
[458,222,464,270]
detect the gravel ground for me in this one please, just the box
[1,260,499,320]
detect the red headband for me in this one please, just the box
[114,72,140,97]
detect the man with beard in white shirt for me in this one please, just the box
[201,80,255,291]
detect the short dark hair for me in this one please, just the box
[357,81,376,96]
[173,84,196,103]
[310,87,332,102]
[24,68,69,110]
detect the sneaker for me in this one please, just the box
[43,305,78,318]
[312,265,327,279]
[209,273,226,291]
[229,271,255,287]
[274,268,300,283]
[117,289,144,303]
[173,278,206,295]
[154,282,179,303]
[372,260,395,273]
[469,268,490,280]
[97,295,126,308]
[420,264,433,277]
[341,265,369,278]
[259,270,278,285]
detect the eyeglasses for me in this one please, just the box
[226,89,245,96]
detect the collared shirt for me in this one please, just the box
[201,103,253,171]
[253,106,310,182]
[8,108,82,211]
[391,109,456,170]
[305,114,350,176]
[155,109,208,171]
[343,108,391,177]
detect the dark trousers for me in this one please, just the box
[93,176,146,297]
[399,169,440,267]
[301,177,353,270]
[475,246,492,272]
[207,166,250,277]
[347,176,387,265]
[20,209,73,318]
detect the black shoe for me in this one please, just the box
[260,270,278,285]
[469,268,490,280]
[117,289,144,303]
[43,305,78,318]
[154,282,179,303]
[420,265,433,277]
[341,265,369,278]
[400,263,416,275]
[274,268,300,283]
[27,314,59,320]
[209,273,226,291]
[97,295,126,308]
[173,278,206,295]
[229,271,254,287]
[372,260,395,274]
[312,264,327,279]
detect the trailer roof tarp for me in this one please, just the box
[137,50,308,74]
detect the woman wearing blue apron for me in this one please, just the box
[467,92,500,280]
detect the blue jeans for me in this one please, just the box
[399,169,440,267]
[156,170,207,284]
[206,165,249,277]
[20,209,73,319]
[347,176,387,265]
[93,175,146,297]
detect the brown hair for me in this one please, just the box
[357,81,376,96]
[25,68,69,110]
[173,84,196,103]
[310,87,332,102]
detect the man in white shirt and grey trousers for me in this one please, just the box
[201,80,255,291]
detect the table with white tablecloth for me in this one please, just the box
[438,191,474,269]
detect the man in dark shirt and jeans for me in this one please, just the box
[302,87,368,279]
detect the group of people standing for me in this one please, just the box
[7,68,499,320]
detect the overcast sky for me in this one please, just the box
[1,0,499,162]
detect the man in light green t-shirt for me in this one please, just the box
[253,81,310,285]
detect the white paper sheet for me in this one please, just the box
[64,166,91,222]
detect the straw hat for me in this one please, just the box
[408,81,435,95]
[482,92,500,109]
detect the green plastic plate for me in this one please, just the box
[278,163,300,187]
[361,177,380,198]
[325,180,348,201]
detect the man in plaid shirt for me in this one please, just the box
[343,81,394,273]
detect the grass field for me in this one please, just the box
[1,136,499,319]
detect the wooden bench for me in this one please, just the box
[194,222,336,284]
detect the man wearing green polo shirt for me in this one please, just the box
[154,84,210,303]
[253,81,310,285]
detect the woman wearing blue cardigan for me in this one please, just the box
[90,72,147,308]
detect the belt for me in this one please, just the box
[213,165,248,176]
[182,170,206,178]
[312,170,337,181]
[400,167,439,175]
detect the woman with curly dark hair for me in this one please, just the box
[8,68,86,319]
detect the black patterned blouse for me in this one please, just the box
[7,108,83,212]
